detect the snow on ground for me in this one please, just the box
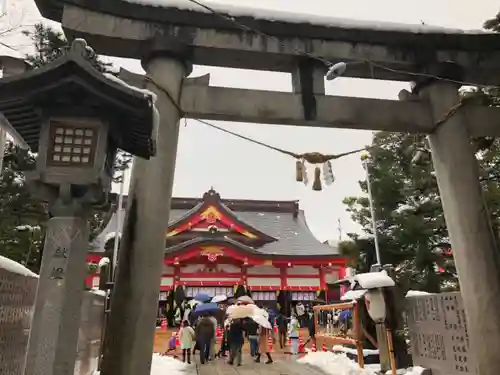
[393,367,425,375]
[0,255,38,277]
[332,345,379,356]
[125,0,486,34]
[299,351,426,375]
[150,354,193,375]
[92,354,194,375]
[298,352,377,375]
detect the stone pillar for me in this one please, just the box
[423,81,500,375]
[24,216,89,375]
[100,55,189,375]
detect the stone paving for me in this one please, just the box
[195,354,327,375]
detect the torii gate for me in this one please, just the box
[34,0,500,374]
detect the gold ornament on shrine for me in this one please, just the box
[294,150,362,191]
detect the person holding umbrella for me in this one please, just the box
[195,311,216,364]
[251,311,273,364]
[255,325,273,364]
[227,318,245,366]
[244,317,260,357]
[208,312,218,360]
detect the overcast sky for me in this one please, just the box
[1,0,498,241]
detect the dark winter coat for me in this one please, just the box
[244,319,259,336]
[275,313,287,331]
[195,317,215,341]
[228,319,245,346]
[307,316,316,336]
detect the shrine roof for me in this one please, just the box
[168,207,339,257]
[91,189,340,257]
[166,189,339,257]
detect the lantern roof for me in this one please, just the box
[0,39,156,159]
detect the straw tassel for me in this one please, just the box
[295,160,303,182]
[302,160,309,185]
[323,161,335,186]
[312,166,322,191]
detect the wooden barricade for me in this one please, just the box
[313,302,365,368]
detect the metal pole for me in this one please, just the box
[112,170,125,275]
[364,158,382,266]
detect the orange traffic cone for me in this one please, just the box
[311,342,317,352]
[268,334,273,352]
[216,327,221,337]
[175,332,180,346]
[274,323,278,334]
[321,343,327,352]
[298,336,304,353]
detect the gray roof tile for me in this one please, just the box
[91,196,340,257]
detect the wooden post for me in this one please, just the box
[353,304,364,368]
[386,328,397,375]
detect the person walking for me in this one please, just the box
[208,313,218,360]
[267,308,276,344]
[228,318,245,366]
[275,311,288,349]
[296,302,305,327]
[245,318,260,357]
[288,316,300,355]
[303,314,316,349]
[255,327,273,364]
[217,318,231,358]
[179,320,195,364]
[195,314,215,364]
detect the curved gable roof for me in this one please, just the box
[168,188,277,243]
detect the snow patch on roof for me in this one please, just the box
[341,289,367,301]
[0,255,38,278]
[406,290,432,298]
[124,0,486,34]
[354,270,395,289]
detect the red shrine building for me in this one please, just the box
[87,189,347,307]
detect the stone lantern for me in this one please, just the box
[0,39,157,375]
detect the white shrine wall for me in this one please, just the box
[161,277,174,286]
[246,277,281,287]
[247,266,280,275]
[286,278,320,287]
[162,265,175,274]
[286,265,318,275]
[179,277,239,283]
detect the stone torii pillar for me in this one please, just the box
[419,73,500,375]
[100,53,191,375]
